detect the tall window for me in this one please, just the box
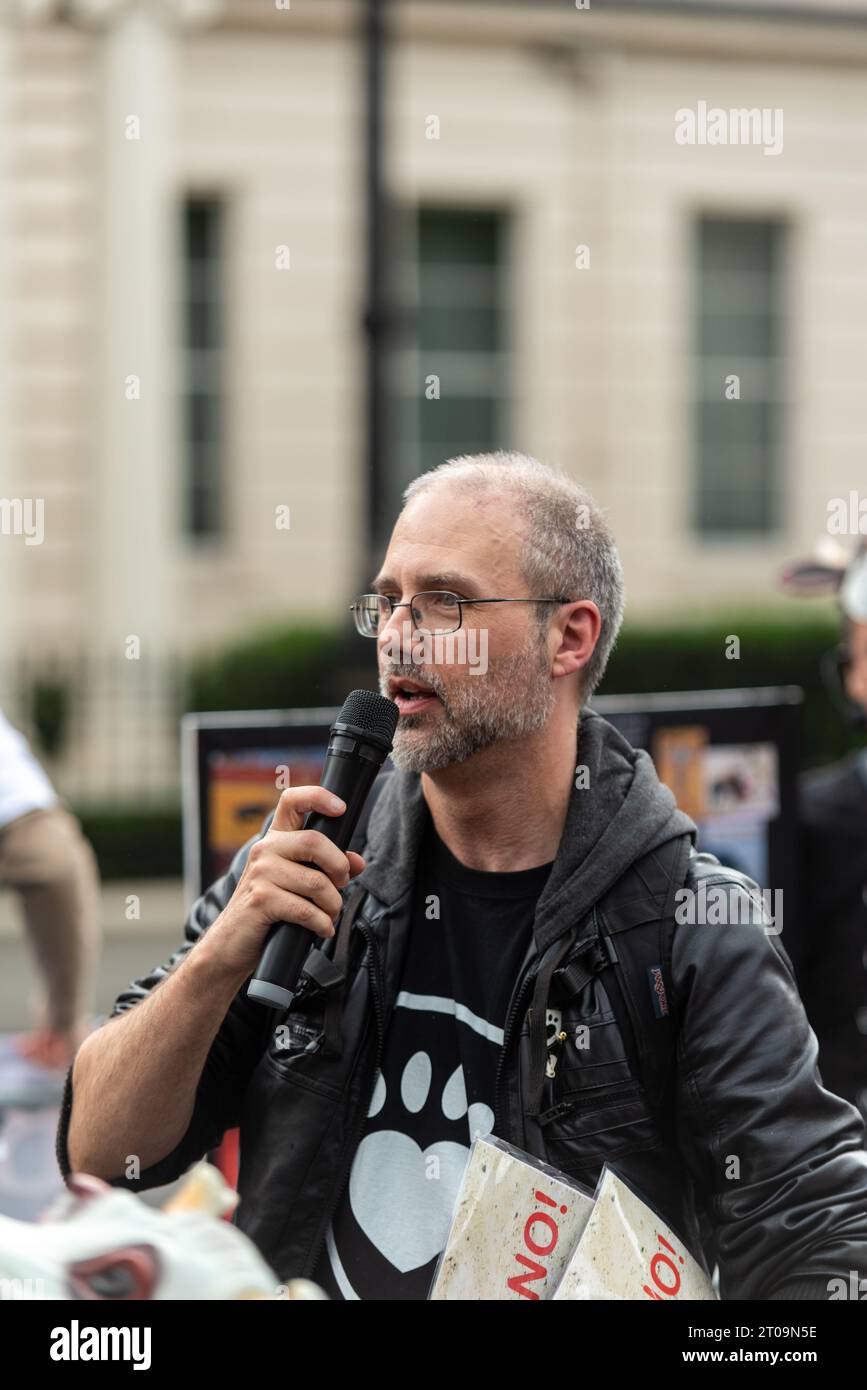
[182,198,224,539]
[387,207,510,526]
[693,216,785,535]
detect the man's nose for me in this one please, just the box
[377,605,418,664]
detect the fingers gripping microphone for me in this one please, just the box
[247,690,398,1010]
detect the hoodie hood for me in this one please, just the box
[355,708,697,952]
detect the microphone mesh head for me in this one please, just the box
[339,689,399,745]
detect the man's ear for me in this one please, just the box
[551,600,601,682]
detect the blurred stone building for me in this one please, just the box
[0,0,866,797]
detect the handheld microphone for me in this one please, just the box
[247,689,398,1010]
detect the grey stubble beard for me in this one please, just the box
[379,627,556,774]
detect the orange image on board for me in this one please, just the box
[652,726,708,823]
[209,777,279,854]
[207,752,326,858]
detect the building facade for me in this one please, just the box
[0,0,865,795]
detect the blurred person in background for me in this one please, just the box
[785,542,867,1123]
[0,707,100,1070]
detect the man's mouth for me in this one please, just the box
[387,677,441,716]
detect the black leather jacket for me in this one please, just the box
[56,723,867,1300]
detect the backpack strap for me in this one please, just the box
[293,771,391,1054]
[524,834,691,1126]
[593,833,692,1142]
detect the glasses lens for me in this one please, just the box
[411,592,461,634]
[355,595,387,637]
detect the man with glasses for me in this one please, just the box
[59,451,867,1302]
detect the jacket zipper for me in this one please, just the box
[536,1080,642,1124]
[304,919,385,1280]
[493,961,538,1140]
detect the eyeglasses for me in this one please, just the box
[350,591,574,638]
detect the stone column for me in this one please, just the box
[0,21,13,663]
[92,0,179,658]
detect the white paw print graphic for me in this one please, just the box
[348,1052,494,1274]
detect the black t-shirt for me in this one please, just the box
[312,816,554,1300]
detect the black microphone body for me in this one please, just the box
[247,690,398,1011]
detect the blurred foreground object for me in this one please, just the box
[0,1160,328,1299]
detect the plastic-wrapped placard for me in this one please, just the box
[428,1134,595,1300]
[552,1166,718,1301]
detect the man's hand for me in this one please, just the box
[199,786,367,982]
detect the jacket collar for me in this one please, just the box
[352,764,431,916]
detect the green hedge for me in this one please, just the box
[74,804,183,881]
[185,620,369,713]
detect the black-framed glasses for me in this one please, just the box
[350,591,573,638]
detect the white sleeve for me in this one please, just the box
[0,707,58,828]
